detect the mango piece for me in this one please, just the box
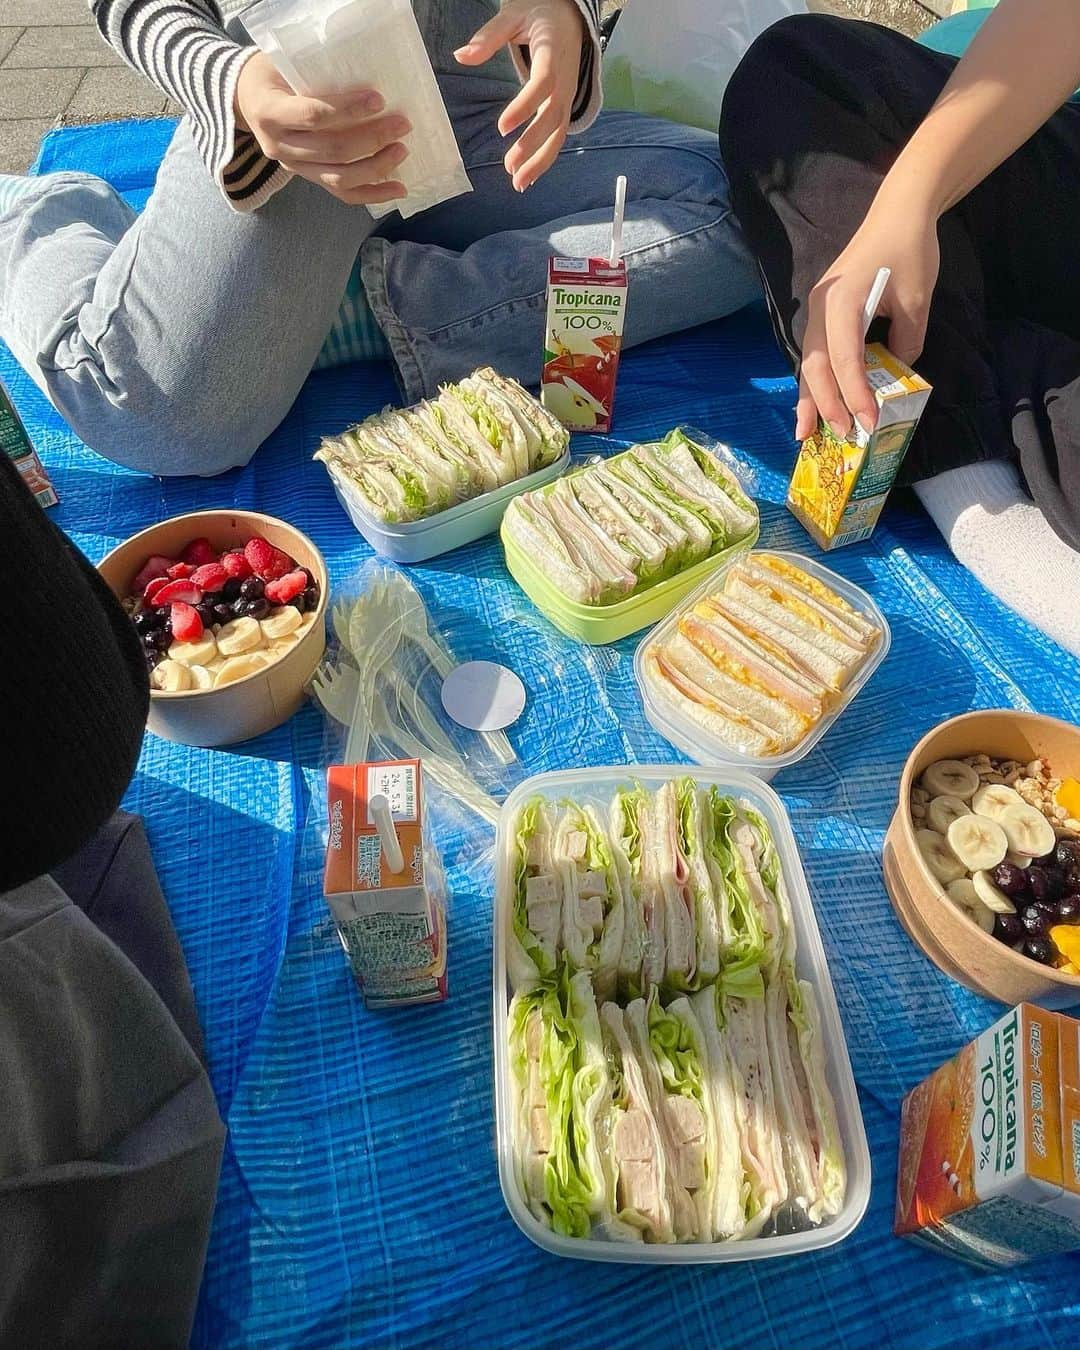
[1050,925,1080,968]
[1055,777,1080,820]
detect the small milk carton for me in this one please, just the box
[541,257,627,434]
[1,381,57,508]
[787,344,930,550]
[323,758,448,1009]
[895,1004,1080,1267]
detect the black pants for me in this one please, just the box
[720,14,1080,551]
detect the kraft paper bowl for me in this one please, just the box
[884,710,1080,1010]
[98,509,327,748]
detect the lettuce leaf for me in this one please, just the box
[513,798,555,978]
[709,789,766,975]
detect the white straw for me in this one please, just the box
[609,175,627,266]
[861,266,891,339]
[369,794,405,874]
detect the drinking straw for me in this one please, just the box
[609,175,627,267]
[370,794,405,873]
[861,266,891,338]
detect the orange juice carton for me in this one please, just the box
[787,344,930,550]
[2,380,57,508]
[324,758,448,1009]
[895,1004,1080,1267]
[541,257,627,433]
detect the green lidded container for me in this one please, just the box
[499,434,759,645]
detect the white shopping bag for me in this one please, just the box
[603,0,806,132]
[242,0,472,219]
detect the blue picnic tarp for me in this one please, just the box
[9,117,1080,1350]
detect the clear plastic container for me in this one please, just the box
[492,764,872,1264]
[635,550,891,782]
[327,449,570,564]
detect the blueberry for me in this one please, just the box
[240,576,265,601]
[133,610,158,635]
[1034,849,1058,868]
[303,585,319,611]
[302,568,316,588]
[1023,937,1056,966]
[243,597,270,620]
[1056,896,1080,924]
[196,601,217,627]
[150,628,172,652]
[231,598,248,618]
[222,576,243,601]
[992,912,1024,945]
[1020,904,1050,937]
[1054,839,1080,868]
[1027,867,1051,903]
[990,861,1028,896]
[289,592,307,614]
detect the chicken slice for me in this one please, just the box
[579,869,607,898]
[618,1159,661,1218]
[613,1108,654,1164]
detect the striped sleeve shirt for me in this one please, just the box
[89,1,604,213]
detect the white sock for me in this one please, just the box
[914,459,1080,658]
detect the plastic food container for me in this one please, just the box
[499,435,759,644]
[327,449,570,564]
[492,764,872,1264]
[635,550,890,781]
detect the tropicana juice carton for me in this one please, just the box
[541,256,627,434]
[895,1004,1080,1267]
[324,757,448,1009]
[787,344,930,550]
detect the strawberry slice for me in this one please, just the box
[170,601,204,642]
[167,561,194,579]
[265,569,309,605]
[181,537,217,567]
[153,579,203,605]
[133,553,177,593]
[243,537,276,576]
[144,575,173,604]
[191,562,229,593]
[221,550,253,580]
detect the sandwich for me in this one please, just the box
[504,779,849,1245]
[641,553,882,756]
[501,427,758,607]
[315,367,570,524]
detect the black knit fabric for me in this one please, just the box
[0,451,149,891]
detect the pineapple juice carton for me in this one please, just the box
[787,344,930,550]
[895,1004,1080,1267]
[324,758,448,1009]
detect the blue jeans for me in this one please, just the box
[0,23,758,475]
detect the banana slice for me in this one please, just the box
[945,879,995,933]
[927,795,971,834]
[921,759,981,799]
[916,828,967,884]
[972,869,1017,915]
[214,653,269,687]
[970,783,1024,821]
[151,659,192,692]
[188,664,215,690]
[168,633,218,667]
[265,634,300,657]
[216,616,264,657]
[999,802,1057,858]
[1006,851,1032,869]
[299,610,320,631]
[260,605,303,641]
[946,814,1008,872]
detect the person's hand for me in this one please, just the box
[796,210,940,440]
[235,51,410,206]
[455,1,586,191]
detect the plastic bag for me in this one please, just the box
[242,0,472,219]
[602,0,805,133]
